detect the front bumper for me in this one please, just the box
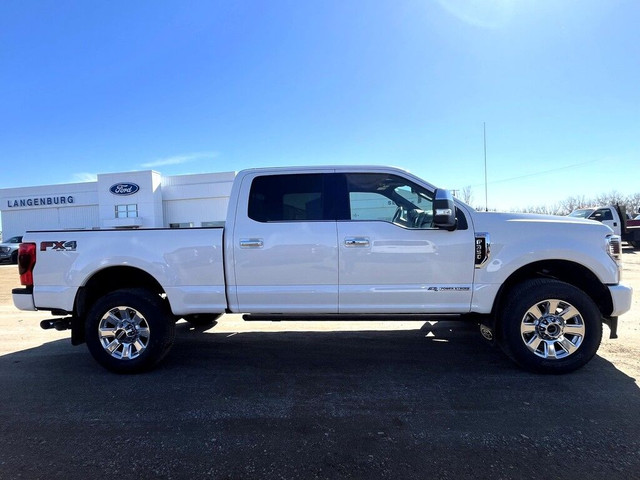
[608,283,633,317]
[12,288,36,311]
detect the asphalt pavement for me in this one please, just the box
[0,262,639,479]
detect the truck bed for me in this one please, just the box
[27,227,226,316]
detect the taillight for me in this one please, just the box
[18,243,36,286]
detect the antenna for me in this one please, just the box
[483,122,488,212]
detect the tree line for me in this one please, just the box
[458,188,640,217]
[516,191,640,216]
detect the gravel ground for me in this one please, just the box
[0,250,638,480]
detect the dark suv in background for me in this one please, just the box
[0,236,23,264]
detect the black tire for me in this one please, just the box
[498,279,602,374]
[631,240,640,249]
[85,288,175,373]
[11,251,18,264]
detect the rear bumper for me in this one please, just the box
[608,283,633,317]
[12,288,36,311]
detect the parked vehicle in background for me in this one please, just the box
[12,166,633,374]
[0,236,23,264]
[568,206,640,249]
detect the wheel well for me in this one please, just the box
[494,260,613,317]
[74,266,165,320]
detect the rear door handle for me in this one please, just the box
[344,237,370,248]
[240,238,264,248]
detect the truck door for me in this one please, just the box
[336,172,475,314]
[231,172,339,313]
[589,208,621,235]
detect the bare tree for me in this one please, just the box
[595,190,626,207]
[625,193,640,217]
[556,195,588,215]
[518,204,560,215]
[461,185,473,205]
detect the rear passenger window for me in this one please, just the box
[248,174,326,222]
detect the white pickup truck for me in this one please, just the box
[568,205,640,249]
[12,166,633,374]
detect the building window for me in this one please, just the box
[169,222,194,228]
[115,204,138,218]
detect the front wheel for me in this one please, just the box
[498,279,602,374]
[85,289,175,373]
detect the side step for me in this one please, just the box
[242,314,461,322]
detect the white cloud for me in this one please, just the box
[437,0,515,29]
[141,151,218,168]
[72,173,98,183]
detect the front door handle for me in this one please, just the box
[344,237,370,248]
[240,238,264,248]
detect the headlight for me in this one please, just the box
[606,234,622,260]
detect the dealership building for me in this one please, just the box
[0,170,236,240]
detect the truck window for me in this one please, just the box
[344,173,435,229]
[590,209,613,221]
[248,174,328,222]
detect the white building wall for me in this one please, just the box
[0,169,235,238]
[0,182,100,238]
[98,170,164,229]
[163,198,229,227]
[162,171,234,227]
[59,206,101,230]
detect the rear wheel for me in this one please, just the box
[85,289,175,373]
[498,279,602,374]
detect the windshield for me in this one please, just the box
[568,209,595,219]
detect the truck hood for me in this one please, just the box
[472,212,613,252]
[470,211,613,233]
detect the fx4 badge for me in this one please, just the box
[40,241,77,252]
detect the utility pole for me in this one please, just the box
[483,122,488,212]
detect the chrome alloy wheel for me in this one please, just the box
[520,299,585,360]
[98,306,151,360]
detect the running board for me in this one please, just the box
[242,314,463,322]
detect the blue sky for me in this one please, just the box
[1,0,639,213]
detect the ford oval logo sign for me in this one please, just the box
[110,183,140,196]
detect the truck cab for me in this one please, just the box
[568,207,623,235]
